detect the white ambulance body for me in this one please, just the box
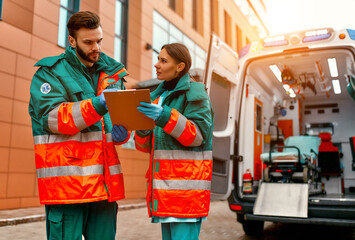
[205,28,355,235]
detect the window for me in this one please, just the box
[209,72,231,131]
[246,37,250,45]
[192,0,197,30]
[152,11,206,78]
[224,10,231,46]
[114,0,128,65]
[58,0,80,48]
[236,24,243,53]
[169,0,184,17]
[169,0,176,11]
[192,0,203,35]
[0,0,3,20]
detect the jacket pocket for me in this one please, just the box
[64,141,95,160]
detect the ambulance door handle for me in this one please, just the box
[231,155,243,162]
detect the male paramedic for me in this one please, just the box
[28,11,130,239]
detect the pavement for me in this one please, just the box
[1,200,355,240]
[0,198,146,227]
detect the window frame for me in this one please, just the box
[114,0,129,66]
[0,0,3,20]
[57,0,80,48]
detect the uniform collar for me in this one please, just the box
[151,73,191,100]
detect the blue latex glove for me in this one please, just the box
[99,88,119,110]
[137,102,163,120]
[112,125,128,143]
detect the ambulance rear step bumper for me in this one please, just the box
[245,213,355,227]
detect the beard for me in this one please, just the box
[76,44,101,64]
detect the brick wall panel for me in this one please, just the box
[0,23,31,55]
[0,123,11,147]
[0,48,16,75]
[0,147,10,173]
[11,125,33,149]
[12,101,31,126]
[14,77,31,102]
[9,149,35,173]
[15,55,37,81]
[7,173,36,198]
[0,97,13,122]
[0,72,15,98]
[0,174,8,198]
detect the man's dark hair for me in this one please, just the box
[67,11,101,39]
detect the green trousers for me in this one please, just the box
[45,200,117,240]
[161,221,202,240]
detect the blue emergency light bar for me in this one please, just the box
[263,35,288,47]
[263,40,289,47]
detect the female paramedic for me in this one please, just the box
[135,43,214,240]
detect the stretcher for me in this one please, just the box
[261,136,321,183]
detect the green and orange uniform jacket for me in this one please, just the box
[29,46,129,205]
[135,73,214,218]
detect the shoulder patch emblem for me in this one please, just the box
[40,83,51,94]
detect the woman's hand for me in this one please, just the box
[137,102,163,120]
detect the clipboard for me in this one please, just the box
[104,89,155,130]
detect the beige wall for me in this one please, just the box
[0,0,263,210]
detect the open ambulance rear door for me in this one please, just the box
[204,34,242,200]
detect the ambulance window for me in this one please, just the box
[209,72,231,131]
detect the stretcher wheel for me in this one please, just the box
[264,167,270,182]
[303,167,309,183]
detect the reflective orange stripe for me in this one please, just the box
[154,159,212,181]
[38,175,107,204]
[58,102,80,134]
[163,108,179,134]
[35,141,103,169]
[152,189,210,218]
[177,121,197,146]
[135,134,151,153]
[97,72,109,95]
[97,68,129,95]
[81,99,102,126]
[152,98,159,104]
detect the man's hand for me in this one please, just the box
[112,125,128,143]
[99,88,119,110]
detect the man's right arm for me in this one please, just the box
[29,67,107,135]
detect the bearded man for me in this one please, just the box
[29,11,130,240]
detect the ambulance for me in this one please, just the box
[204,28,355,235]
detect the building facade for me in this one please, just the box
[0,0,267,210]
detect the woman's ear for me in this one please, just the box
[176,62,185,74]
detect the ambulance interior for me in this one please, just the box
[240,47,355,199]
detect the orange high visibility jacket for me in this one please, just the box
[135,74,214,218]
[29,47,129,204]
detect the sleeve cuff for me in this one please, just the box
[136,129,153,137]
[92,96,108,116]
[155,106,171,128]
